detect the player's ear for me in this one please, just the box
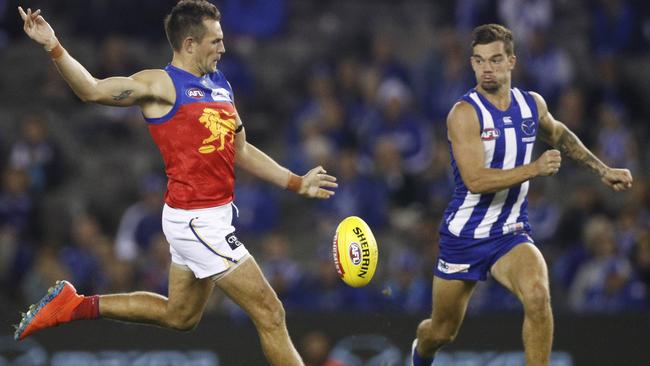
[509,54,517,70]
[182,36,196,54]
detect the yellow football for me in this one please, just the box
[332,216,378,288]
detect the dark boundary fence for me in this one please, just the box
[1,312,649,365]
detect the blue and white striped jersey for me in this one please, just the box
[441,88,539,239]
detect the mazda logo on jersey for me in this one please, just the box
[521,119,536,135]
[186,88,205,98]
[481,128,500,141]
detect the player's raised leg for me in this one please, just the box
[15,263,214,340]
[491,242,553,366]
[412,277,476,366]
[100,263,214,330]
[216,256,303,366]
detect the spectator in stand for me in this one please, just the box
[59,213,112,294]
[137,232,171,295]
[217,0,286,39]
[114,174,165,262]
[419,29,472,123]
[526,185,561,248]
[293,245,375,312]
[519,27,573,105]
[258,233,303,309]
[594,102,638,172]
[372,137,422,208]
[316,148,388,229]
[569,216,646,312]
[361,78,432,175]
[369,32,411,85]
[9,114,64,193]
[381,247,431,314]
[555,87,591,148]
[20,246,70,303]
[498,0,552,45]
[233,172,280,235]
[0,167,34,238]
[591,0,636,56]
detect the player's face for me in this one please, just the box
[196,20,225,75]
[470,41,516,94]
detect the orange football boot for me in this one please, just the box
[14,280,85,340]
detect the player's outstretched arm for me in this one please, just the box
[18,7,162,107]
[533,92,633,191]
[233,118,337,199]
[448,101,560,194]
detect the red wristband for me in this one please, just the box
[287,173,302,193]
[48,42,65,60]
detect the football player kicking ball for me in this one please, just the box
[411,24,632,366]
[16,2,337,366]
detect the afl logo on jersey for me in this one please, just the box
[521,119,536,136]
[481,128,500,141]
[186,88,205,99]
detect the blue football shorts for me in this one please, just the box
[434,231,534,281]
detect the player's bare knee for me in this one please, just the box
[416,319,433,339]
[417,319,457,352]
[521,281,551,319]
[166,311,201,331]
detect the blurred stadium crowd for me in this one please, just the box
[0,0,649,319]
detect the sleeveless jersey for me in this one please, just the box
[145,64,238,209]
[441,88,539,239]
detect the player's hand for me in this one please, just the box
[18,7,58,50]
[534,149,561,176]
[300,166,338,199]
[601,168,633,192]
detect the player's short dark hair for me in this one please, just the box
[164,0,221,52]
[471,24,514,56]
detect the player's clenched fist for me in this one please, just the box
[534,149,561,176]
[601,168,633,192]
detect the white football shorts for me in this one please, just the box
[162,203,250,279]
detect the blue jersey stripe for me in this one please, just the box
[442,88,538,239]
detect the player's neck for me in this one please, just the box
[170,55,203,77]
[477,83,511,111]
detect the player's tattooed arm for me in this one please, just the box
[112,90,134,101]
[534,91,608,177]
[554,127,607,176]
[533,92,632,190]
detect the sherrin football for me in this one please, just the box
[332,216,378,288]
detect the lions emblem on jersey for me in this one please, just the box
[197,108,237,154]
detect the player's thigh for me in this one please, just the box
[431,276,477,329]
[490,242,549,300]
[167,263,215,317]
[215,256,280,320]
